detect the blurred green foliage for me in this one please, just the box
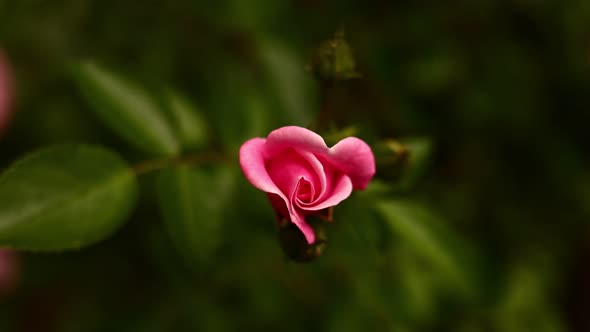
[0,144,137,251]
[1,0,590,331]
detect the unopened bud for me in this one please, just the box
[311,31,360,82]
[375,140,409,165]
[374,139,410,181]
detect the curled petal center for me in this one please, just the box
[295,178,314,204]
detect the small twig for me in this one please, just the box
[175,152,230,166]
[132,152,230,175]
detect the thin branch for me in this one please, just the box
[132,152,230,175]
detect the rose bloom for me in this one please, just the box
[239,126,375,244]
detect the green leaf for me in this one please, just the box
[494,263,566,332]
[393,245,438,323]
[158,165,236,267]
[164,91,209,150]
[73,61,180,156]
[375,199,482,297]
[0,144,138,251]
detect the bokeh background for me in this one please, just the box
[1,1,590,331]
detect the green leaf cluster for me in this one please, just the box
[0,62,219,255]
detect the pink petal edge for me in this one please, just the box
[240,138,280,194]
[265,126,329,156]
[329,137,376,189]
[240,137,317,244]
[297,174,353,211]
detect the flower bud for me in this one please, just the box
[374,139,410,181]
[311,31,360,82]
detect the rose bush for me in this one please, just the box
[239,126,375,244]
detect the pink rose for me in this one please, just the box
[239,126,375,244]
[0,50,13,134]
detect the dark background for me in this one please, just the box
[1,1,589,331]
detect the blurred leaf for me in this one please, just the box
[164,90,209,150]
[206,66,272,151]
[398,137,433,190]
[0,144,137,251]
[73,61,180,156]
[158,165,236,267]
[225,0,283,32]
[494,263,566,332]
[327,298,396,332]
[395,246,438,323]
[375,199,481,297]
[405,50,462,95]
[258,40,314,126]
[218,92,270,150]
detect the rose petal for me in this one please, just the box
[239,138,281,194]
[297,150,326,201]
[266,149,321,244]
[290,212,316,244]
[240,139,317,244]
[266,148,320,196]
[329,137,376,189]
[298,174,352,211]
[284,177,316,243]
[295,178,314,204]
[267,192,315,243]
[264,126,375,190]
[267,193,289,219]
[265,126,329,157]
